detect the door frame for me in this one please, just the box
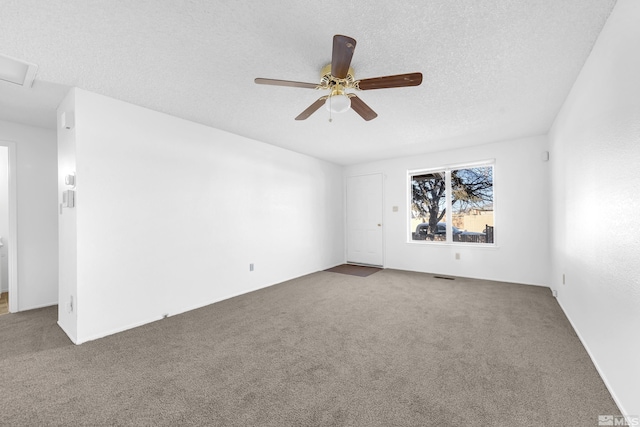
[0,140,18,312]
[344,172,385,267]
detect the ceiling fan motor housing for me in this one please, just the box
[322,64,361,94]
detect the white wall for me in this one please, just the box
[345,135,550,286]
[0,120,58,310]
[59,88,344,344]
[549,0,640,416]
[0,146,8,292]
[57,91,77,340]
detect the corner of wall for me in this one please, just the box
[57,88,78,343]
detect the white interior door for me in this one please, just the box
[346,173,383,266]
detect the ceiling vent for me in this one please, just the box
[0,53,38,87]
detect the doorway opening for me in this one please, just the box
[0,141,18,314]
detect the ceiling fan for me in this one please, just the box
[255,35,423,121]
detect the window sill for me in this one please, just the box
[406,240,499,249]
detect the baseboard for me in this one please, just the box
[76,315,167,344]
[18,300,57,312]
[77,284,286,344]
[325,262,350,270]
[57,320,78,344]
[344,261,384,268]
[555,297,628,416]
[169,281,288,322]
[75,267,340,345]
[171,267,337,319]
[392,266,550,288]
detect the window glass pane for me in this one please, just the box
[450,166,494,244]
[410,172,447,241]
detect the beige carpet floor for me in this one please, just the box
[0,269,619,426]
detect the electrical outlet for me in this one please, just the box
[455,253,460,260]
[552,289,558,297]
[250,263,254,272]
[67,295,74,313]
[562,274,566,285]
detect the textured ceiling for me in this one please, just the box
[0,0,616,165]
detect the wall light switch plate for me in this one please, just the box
[62,190,75,208]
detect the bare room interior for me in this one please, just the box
[1,0,638,425]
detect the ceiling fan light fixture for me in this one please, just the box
[325,93,351,113]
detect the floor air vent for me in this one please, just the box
[434,276,455,280]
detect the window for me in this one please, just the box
[410,163,494,244]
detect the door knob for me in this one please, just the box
[377,223,381,227]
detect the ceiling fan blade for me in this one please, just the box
[349,95,378,121]
[331,35,356,79]
[295,96,328,120]
[357,73,423,90]
[255,78,319,89]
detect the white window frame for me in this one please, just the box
[408,160,496,246]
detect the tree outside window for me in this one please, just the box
[410,164,494,244]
